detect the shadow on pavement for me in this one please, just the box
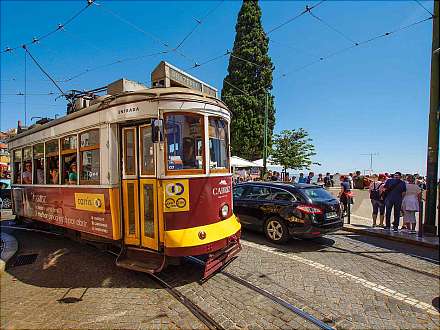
[5,230,165,289]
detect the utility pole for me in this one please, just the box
[263,91,268,174]
[424,0,439,235]
[361,153,378,175]
[24,50,27,127]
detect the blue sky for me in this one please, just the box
[0,1,435,175]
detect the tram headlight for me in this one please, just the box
[220,204,229,219]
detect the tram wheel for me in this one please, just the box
[264,217,289,244]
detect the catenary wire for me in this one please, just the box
[308,11,358,45]
[1,1,93,54]
[92,1,197,64]
[413,0,434,17]
[174,0,225,51]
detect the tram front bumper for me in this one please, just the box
[164,215,241,257]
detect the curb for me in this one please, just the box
[343,225,439,249]
[0,232,18,272]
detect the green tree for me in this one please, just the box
[271,129,318,173]
[221,0,275,160]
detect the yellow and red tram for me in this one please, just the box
[8,62,241,278]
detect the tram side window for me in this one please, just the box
[45,140,59,184]
[79,129,100,184]
[33,143,44,184]
[61,135,78,185]
[22,147,33,184]
[13,149,22,184]
[165,114,204,171]
[209,117,229,171]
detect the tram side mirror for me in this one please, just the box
[152,119,163,143]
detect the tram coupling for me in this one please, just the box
[202,233,241,281]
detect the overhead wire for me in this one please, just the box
[413,0,434,17]
[307,11,358,45]
[1,1,93,54]
[92,1,196,64]
[174,0,225,51]
[58,50,168,83]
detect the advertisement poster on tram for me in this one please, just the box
[14,187,114,239]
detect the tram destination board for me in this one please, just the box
[12,187,115,239]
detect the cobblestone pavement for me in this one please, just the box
[230,230,439,329]
[1,227,439,329]
[1,231,205,330]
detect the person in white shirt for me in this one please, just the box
[402,175,421,233]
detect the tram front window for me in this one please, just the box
[209,117,229,171]
[165,114,204,171]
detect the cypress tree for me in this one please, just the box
[221,0,275,161]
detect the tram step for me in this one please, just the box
[116,247,166,274]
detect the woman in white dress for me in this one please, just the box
[401,175,422,233]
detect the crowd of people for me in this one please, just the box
[339,171,426,234]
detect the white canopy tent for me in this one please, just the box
[231,156,262,168]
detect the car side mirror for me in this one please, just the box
[152,119,163,143]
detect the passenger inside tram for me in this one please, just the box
[47,159,59,184]
[22,162,32,184]
[68,162,78,185]
[34,159,44,184]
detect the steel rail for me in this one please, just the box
[147,273,225,330]
[186,256,334,330]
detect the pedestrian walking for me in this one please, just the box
[324,172,332,188]
[382,172,406,231]
[401,175,421,233]
[347,173,354,189]
[298,173,306,184]
[369,174,386,227]
[317,173,324,186]
[339,175,353,216]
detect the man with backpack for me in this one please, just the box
[369,174,386,227]
[382,172,407,231]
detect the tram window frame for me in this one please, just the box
[22,146,33,184]
[164,112,205,175]
[33,143,45,184]
[61,134,78,185]
[208,117,229,173]
[45,139,60,185]
[139,124,155,176]
[79,129,100,185]
[123,127,137,177]
[12,149,22,184]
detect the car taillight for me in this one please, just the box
[296,205,323,215]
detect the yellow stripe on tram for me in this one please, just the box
[164,215,241,248]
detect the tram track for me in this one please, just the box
[301,235,440,280]
[186,256,335,330]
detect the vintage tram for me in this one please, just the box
[8,62,241,278]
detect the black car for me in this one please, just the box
[0,180,12,209]
[233,182,343,243]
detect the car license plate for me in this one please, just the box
[326,212,338,219]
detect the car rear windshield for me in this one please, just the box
[302,187,337,202]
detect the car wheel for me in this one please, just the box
[2,197,11,209]
[264,217,289,244]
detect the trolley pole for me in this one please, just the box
[263,91,268,175]
[424,0,439,235]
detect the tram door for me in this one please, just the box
[121,124,158,250]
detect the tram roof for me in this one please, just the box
[9,87,230,143]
